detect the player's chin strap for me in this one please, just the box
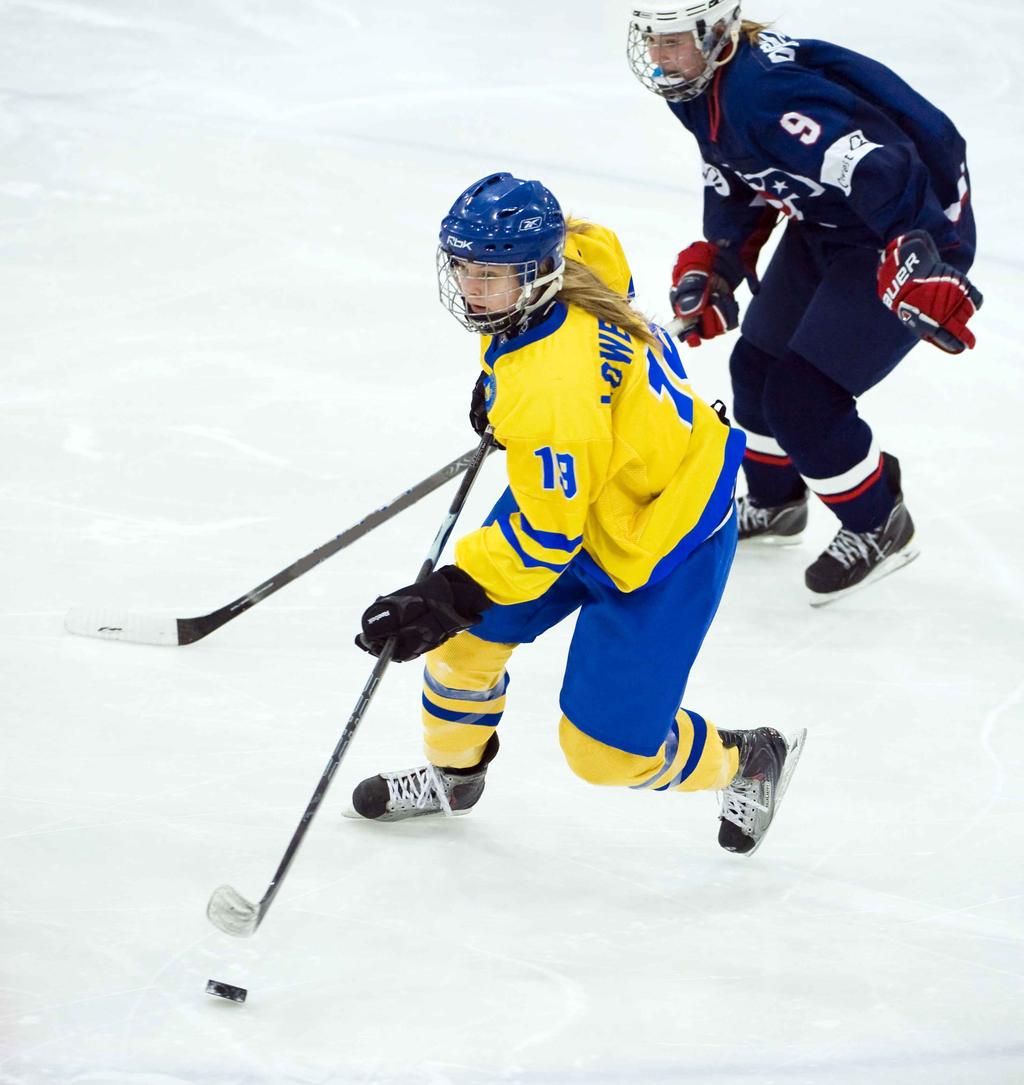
[722,23,742,64]
[505,260,566,337]
[698,20,742,93]
[683,23,742,101]
[521,261,565,320]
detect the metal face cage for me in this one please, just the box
[627,8,740,102]
[437,249,562,337]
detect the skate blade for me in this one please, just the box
[739,532,805,548]
[341,804,470,821]
[807,544,920,608]
[775,728,807,809]
[743,728,807,858]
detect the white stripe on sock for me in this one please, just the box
[802,438,881,496]
[742,428,787,456]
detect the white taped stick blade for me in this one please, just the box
[64,607,180,646]
[207,884,260,937]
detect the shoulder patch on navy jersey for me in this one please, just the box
[820,130,883,195]
[702,161,731,196]
[756,31,800,65]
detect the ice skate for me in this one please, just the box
[717,727,806,856]
[805,500,918,605]
[737,492,808,545]
[345,734,498,822]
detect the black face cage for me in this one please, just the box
[436,249,540,337]
[626,15,738,103]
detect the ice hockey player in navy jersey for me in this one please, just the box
[628,3,982,604]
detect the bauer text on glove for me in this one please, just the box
[877,230,982,354]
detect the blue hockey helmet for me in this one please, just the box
[437,173,566,336]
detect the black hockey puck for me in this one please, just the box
[206,979,247,1003]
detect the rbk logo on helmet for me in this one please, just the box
[518,217,544,232]
[447,235,473,250]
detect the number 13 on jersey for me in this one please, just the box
[535,447,578,498]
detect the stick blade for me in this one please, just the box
[64,607,181,646]
[207,884,260,937]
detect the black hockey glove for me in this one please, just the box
[355,565,492,663]
[469,372,504,448]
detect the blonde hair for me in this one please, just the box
[740,19,773,44]
[556,222,660,353]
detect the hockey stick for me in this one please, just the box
[206,429,495,938]
[64,445,493,647]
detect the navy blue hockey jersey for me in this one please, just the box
[670,31,972,276]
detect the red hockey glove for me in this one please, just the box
[877,231,983,354]
[669,242,740,348]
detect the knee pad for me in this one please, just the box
[761,351,851,450]
[558,716,660,787]
[560,713,738,793]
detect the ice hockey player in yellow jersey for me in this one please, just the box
[350,173,805,855]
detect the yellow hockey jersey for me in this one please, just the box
[455,222,746,606]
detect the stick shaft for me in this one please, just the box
[64,447,489,646]
[178,446,490,643]
[248,431,495,931]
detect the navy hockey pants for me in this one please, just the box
[732,213,976,531]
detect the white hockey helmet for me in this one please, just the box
[628,1,743,102]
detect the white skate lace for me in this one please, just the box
[824,526,885,570]
[737,497,772,533]
[385,764,454,817]
[719,776,769,835]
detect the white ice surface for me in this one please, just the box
[2,1,1023,1083]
